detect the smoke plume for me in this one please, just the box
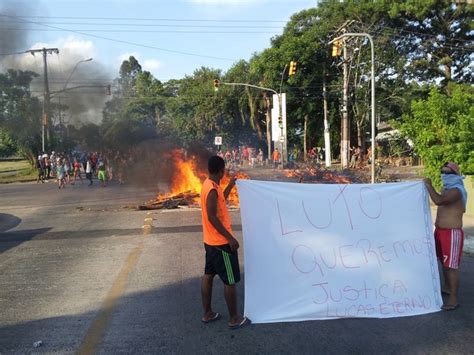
[0,2,112,126]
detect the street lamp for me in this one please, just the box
[56,58,93,147]
[330,33,375,183]
[218,81,289,165]
[63,57,93,92]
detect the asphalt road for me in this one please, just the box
[0,179,473,354]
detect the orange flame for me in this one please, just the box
[169,150,203,195]
[155,149,249,207]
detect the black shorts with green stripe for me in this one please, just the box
[204,243,241,285]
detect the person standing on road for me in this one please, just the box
[272,148,280,169]
[86,156,93,186]
[57,159,66,189]
[72,158,83,185]
[257,148,264,166]
[44,154,51,181]
[200,155,250,329]
[424,162,467,311]
[97,158,107,187]
[36,155,45,184]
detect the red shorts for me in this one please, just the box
[434,228,464,269]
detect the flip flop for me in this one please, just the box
[229,316,251,330]
[441,304,460,311]
[201,312,221,324]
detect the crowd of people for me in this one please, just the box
[35,150,132,189]
[216,146,265,170]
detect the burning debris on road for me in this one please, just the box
[138,149,249,210]
[284,167,362,184]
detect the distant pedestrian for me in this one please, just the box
[57,159,66,189]
[272,148,281,169]
[44,154,51,180]
[36,155,45,184]
[97,159,107,187]
[86,157,93,186]
[72,158,83,185]
[350,146,359,169]
[200,156,250,329]
[64,158,71,184]
[249,148,256,168]
[424,162,467,311]
[257,148,264,166]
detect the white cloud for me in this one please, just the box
[143,59,161,71]
[118,52,140,63]
[116,53,161,75]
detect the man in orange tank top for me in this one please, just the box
[200,156,250,329]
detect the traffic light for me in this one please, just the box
[278,116,283,129]
[106,84,111,95]
[213,79,220,91]
[332,40,343,57]
[288,61,297,76]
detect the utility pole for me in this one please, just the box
[332,20,353,169]
[330,32,376,183]
[341,38,350,169]
[323,64,331,167]
[29,47,59,152]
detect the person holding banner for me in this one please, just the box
[200,155,251,329]
[424,162,467,311]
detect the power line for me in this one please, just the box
[0,13,235,62]
[3,21,282,29]
[14,15,288,23]
[0,50,29,56]
[2,28,279,34]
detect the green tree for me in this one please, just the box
[388,0,473,85]
[399,84,474,187]
[119,56,142,96]
[0,69,42,163]
[0,129,16,157]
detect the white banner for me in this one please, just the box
[236,180,441,323]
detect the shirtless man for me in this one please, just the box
[424,162,467,310]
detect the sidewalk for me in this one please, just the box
[430,206,474,254]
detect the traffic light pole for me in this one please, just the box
[220,82,288,164]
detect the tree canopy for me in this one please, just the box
[1,0,472,177]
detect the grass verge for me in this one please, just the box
[0,160,37,183]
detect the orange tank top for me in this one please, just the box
[201,178,232,246]
[272,150,280,161]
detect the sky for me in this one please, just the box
[1,0,316,82]
[0,0,316,124]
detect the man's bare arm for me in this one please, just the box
[223,177,236,200]
[423,179,462,205]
